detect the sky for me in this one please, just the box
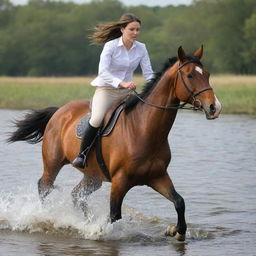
[10,0,193,7]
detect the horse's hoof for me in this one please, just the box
[165,225,185,241]
[174,232,185,241]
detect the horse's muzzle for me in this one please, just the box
[203,95,222,120]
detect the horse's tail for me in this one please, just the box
[7,107,59,144]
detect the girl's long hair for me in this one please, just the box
[89,13,141,45]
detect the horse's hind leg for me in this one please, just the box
[148,173,187,241]
[38,139,66,202]
[71,174,102,215]
[38,164,63,202]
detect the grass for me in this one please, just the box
[210,75,256,115]
[0,77,96,109]
[0,75,255,115]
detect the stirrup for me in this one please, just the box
[72,148,89,168]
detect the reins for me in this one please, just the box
[131,60,213,111]
[131,90,189,110]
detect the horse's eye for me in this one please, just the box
[187,74,193,79]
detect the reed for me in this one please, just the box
[0,75,255,115]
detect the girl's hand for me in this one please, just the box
[119,81,136,89]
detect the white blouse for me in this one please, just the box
[91,37,154,88]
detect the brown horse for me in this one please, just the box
[8,46,221,241]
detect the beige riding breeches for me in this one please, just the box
[89,86,132,128]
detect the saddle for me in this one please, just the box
[76,102,126,180]
[76,102,126,138]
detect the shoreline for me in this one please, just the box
[1,75,255,115]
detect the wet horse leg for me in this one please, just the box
[38,138,66,202]
[148,173,187,241]
[38,162,63,202]
[110,174,131,223]
[71,174,102,215]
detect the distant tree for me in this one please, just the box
[243,12,256,73]
[0,0,12,10]
[0,0,256,75]
[194,0,256,73]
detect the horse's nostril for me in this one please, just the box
[210,104,216,114]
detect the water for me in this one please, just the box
[0,109,255,255]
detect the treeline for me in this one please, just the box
[0,0,256,76]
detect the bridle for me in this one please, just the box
[178,60,213,109]
[132,60,213,110]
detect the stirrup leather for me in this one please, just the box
[80,147,90,167]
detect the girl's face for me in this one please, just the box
[121,21,141,43]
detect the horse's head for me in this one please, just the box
[174,46,221,119]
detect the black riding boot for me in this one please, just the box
[72,121,99,168]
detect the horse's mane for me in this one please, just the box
[124,57,177,112]
[124,54,201,112]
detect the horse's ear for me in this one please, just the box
[178,46,186,63]
[194,45,203,59]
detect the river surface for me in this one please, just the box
[0,109,255,256]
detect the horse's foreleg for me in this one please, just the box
[71,175,102,215]
[110,174,130,223]
[148,174,187,241]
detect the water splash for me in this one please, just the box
[187,226,214,240]
[0,186,111,239]
[0,185,167,242]
[0,185,233,243]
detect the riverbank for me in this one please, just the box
[210,75,256,115]
[0,75,255,115]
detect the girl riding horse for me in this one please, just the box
[73,13,154,168]
[8,45,221,241]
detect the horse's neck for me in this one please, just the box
[134,70,179,143]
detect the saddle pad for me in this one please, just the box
[76,103,126,139]
[76,113,91,139]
